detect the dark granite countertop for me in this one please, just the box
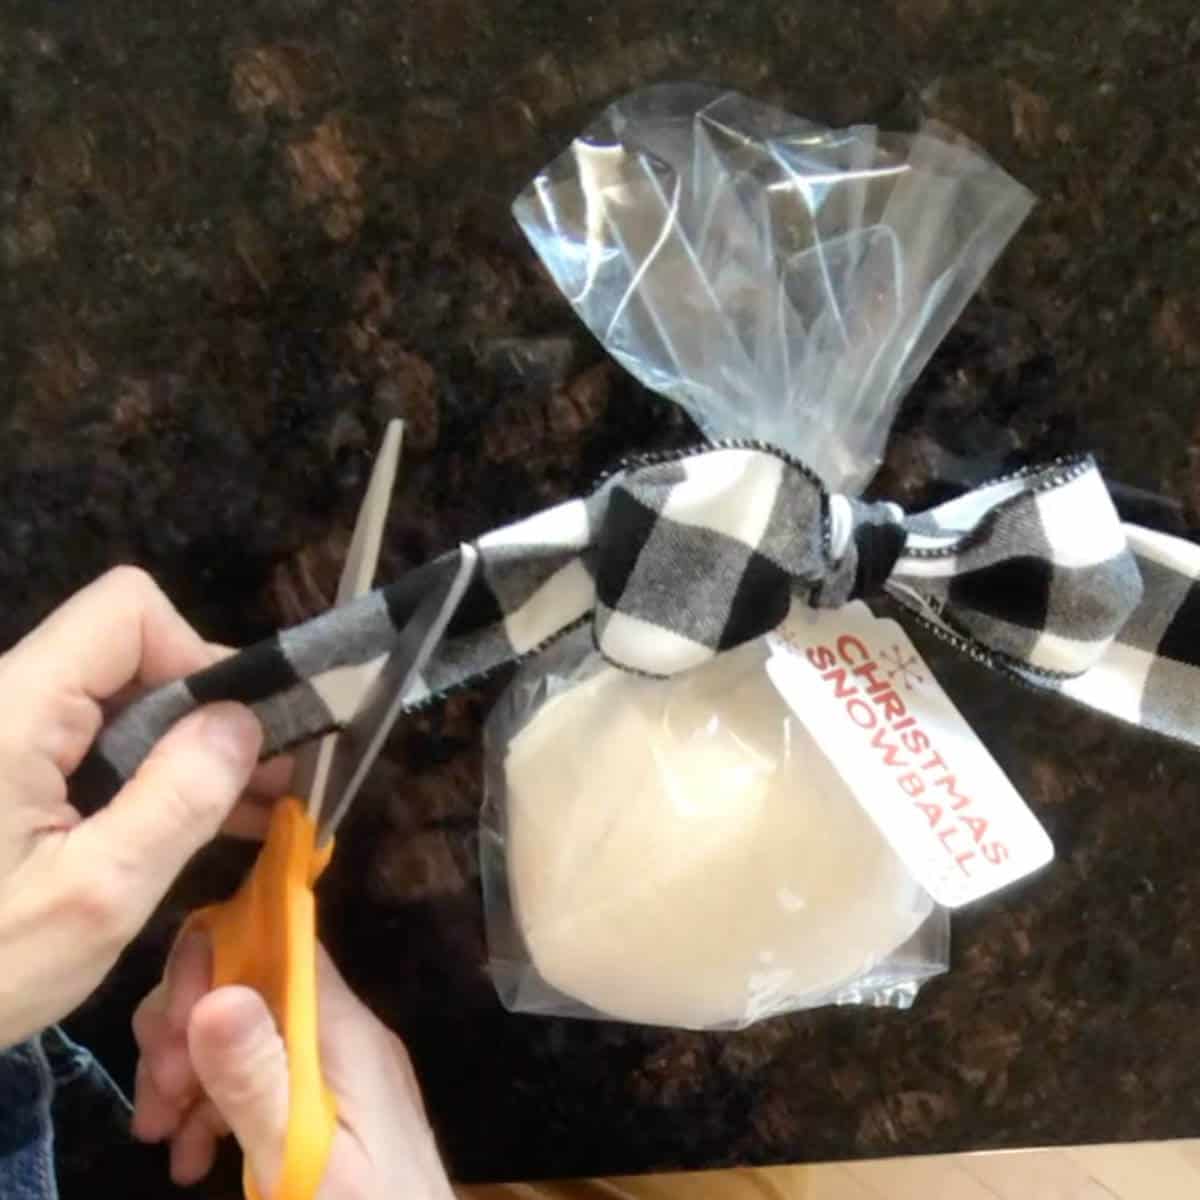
[5,0,1200,1195]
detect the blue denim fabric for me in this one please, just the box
[0,1035,55,1200]
[0,1028,131,1200]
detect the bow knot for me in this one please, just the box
[582,446,1142,681]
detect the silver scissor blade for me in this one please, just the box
[315,545,478,845]
[293,419,404,809]
[335,419,404,605]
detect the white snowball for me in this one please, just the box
[504,642,932,1029]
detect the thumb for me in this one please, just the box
[189,986,288,1195]
[76,703,262,921]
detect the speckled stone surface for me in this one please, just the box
[4,0,1200,1194]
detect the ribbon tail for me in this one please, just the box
[889,519,1200,754]
[1047,523,1200,748]
[79,497,601,806]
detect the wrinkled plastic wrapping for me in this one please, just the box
[514,83,1033,493]
[482,85,1032,1029]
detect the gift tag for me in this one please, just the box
[765,600,1052,909]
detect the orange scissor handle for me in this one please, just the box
[184,796,337,1200]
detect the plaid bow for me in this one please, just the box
[82,443,1199,802]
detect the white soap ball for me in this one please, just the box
[503,641,932,1029]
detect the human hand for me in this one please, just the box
[132,932,456,1199]
[0,566,288,1049]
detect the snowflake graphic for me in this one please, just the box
[880,643,925,690]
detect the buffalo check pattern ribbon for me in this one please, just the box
[81,442,1200,801]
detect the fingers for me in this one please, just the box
[222,754,296,841]
[132,933,232,1190]
[188,986,289,1197]
[11,567,295,834]
[10,567,218,775]
[132,1057,178,1144]
[202,651,294,800]
[70,704,262,941]
[103,644,293,811]
[134,940,357,1184]
[201,650,292,803]
[249,755,294,799]
[313,944,432,1128]
[221,796,274,841]
[310,945,453,1199]
[29,567,212,697]
[138,937,443,1197]
[168,1100,226,1187]
[132,932,213,1143]
[166,931,215,1040]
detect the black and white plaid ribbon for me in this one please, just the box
[81,442,1200,801]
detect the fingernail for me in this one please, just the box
[200,704,261,767]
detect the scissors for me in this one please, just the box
[183,419,475,1200]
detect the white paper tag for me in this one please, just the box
[765,601,1053,909]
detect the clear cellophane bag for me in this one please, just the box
[480,83,1033,1030]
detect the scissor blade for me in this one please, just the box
[293,419,404,808]
[315,545,478,845]
[336,420,404,604]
